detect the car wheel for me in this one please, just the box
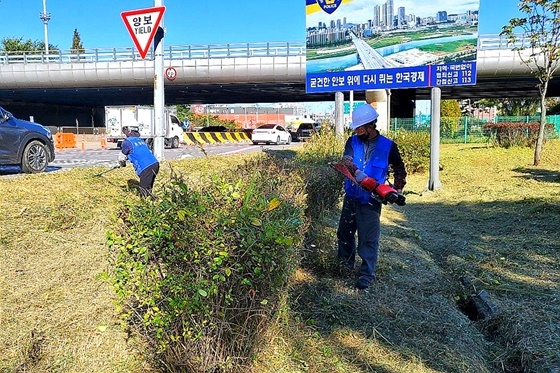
[287,135,292,144]
[21,140,49,173]
[172,136,180,148]
[275,136,281,145]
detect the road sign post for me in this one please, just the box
[121,5,166,161]
[121,6,165,59]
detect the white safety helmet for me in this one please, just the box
[349,104,379,130]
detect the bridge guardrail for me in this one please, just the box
[0,34,530,66]
[0,41,306,65]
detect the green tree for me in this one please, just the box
[500,0,560,166]
[440,100,461,138]
[476,98,539,116]
[440,100,461,117]
[1,37,57,53]
[71,28,84,54]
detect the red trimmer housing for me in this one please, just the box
[332,162,406,206]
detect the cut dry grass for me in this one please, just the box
[258,140,560,373]
[1,141,559,372]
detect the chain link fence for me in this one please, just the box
[389,115,560,144]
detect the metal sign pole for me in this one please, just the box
[153,0,165,161]
[428,87,442,190]
[335,92,344,137]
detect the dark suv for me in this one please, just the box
[0,106,55,173]
[296,122,320,142]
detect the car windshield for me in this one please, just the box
[257,124,276,129]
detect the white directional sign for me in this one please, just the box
[121,6,166,59]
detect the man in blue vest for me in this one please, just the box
[119,126,160,198]
[337,104,407,290]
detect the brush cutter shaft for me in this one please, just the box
[94,164,121,177]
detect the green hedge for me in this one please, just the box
[483,122,556,148]
[107,156,307,372]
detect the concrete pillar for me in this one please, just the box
[365,89,390,133]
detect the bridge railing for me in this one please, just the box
[0,34,533,65]
[0,41,306,65]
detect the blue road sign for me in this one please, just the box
[305,0,479,93]
[306,62,476,92]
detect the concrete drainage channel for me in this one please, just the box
[454,278,534,372]
[457,278,498,322]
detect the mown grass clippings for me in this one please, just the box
[0,167,158,373]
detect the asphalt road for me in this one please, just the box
[0,142,300,177]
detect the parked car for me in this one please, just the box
[296,122,320,141]
[251,124,291,145]
[0,106,55,173]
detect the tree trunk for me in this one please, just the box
[534,83,548,166]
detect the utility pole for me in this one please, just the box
[39,0,51,55]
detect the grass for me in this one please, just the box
[1,141,559,372]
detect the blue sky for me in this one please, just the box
[1,0,522,50]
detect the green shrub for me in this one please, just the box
[484,122,555,148]
[293,130,347,272]
[389,130,430,173]
[297,129,346,219]
[107,156,307,372]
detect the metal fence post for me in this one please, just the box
[464,116,468,144]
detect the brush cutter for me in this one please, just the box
[93,163,122,177]
[332,161,406,206]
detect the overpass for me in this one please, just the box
[1,34,559,123]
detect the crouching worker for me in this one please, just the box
[119,126,160,198]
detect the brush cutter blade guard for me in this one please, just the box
[332,162,358,184]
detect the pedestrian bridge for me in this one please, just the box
[0,34,557,106]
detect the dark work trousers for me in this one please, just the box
[138,162,160,197]
[337,195,381,286]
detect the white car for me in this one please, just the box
[251,124,292,145]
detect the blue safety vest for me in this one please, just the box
[344,134,393,204]
[123,136,158,175]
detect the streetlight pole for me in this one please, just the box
[39,0,51,55]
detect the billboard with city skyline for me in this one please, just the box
[305,0,479,93]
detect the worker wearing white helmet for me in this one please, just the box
[337,103,407,290]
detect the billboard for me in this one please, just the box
[305,0,479,93]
